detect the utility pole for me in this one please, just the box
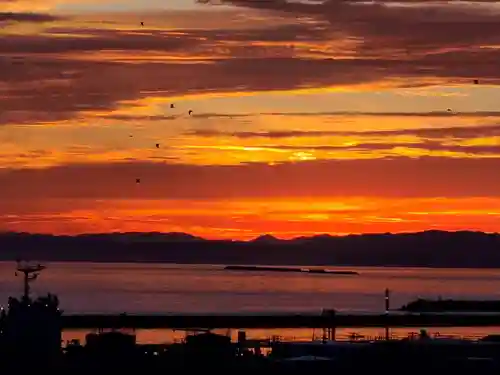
[385,288,390,340]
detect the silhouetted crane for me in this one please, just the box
[15,260,45,301]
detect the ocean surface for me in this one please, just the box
[3,262,500,313]
[2,262,500,343]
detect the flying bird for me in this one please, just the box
[474,79,479,84]
[170,103,175,109]
[140,22,144,26]
[188,110,193,116]
[156,143,160,148]
[136,178,141,184]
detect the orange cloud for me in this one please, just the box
[3,4,500,125]
[1,114,499,169]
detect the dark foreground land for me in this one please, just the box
[1,230,500,268]
[3,294,500,375]
[3,331,500,375]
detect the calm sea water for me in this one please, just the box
[2,262,500,343]
[3,262,500,313]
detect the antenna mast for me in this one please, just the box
[15,260,46,301]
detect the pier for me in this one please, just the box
[61,312,500,329]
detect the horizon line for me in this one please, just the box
[0,229,497,242]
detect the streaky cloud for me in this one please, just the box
[0,12,61,22]
[3,5,500,124]
[187,124,500,139]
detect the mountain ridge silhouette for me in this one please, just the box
[0,230,498,268]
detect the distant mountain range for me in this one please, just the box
[0,230,499,268]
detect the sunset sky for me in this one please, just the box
[1,0,500,239]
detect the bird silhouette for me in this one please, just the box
[188,110,193,116]
[140,22,144,26]
[170,103,175,109]
[474,79,479,84]
[156,143,160,148]
[136,178,141,184]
